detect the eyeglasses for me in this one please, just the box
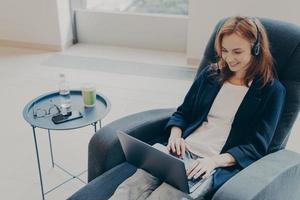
[33,100,61,118]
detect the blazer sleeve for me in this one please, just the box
[227,82,286,169]
[164,66,210,133]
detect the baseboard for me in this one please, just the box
[0,39,62,51]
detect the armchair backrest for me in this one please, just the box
[197,17,300,153]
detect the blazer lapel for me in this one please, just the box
[183,77,221,137]
[232,77,262,127]
[204,79,222,104]
[183,76,222,138]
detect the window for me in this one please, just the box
[87,0,188,15]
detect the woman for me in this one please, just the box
[109,16,286,200]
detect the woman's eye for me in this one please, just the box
[221,49,228,53]
[234,51,242,54]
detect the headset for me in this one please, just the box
[251,21,261,56]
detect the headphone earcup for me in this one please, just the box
[252,42,260,56]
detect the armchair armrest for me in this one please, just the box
[88,108,175,182]
[212,150,300,200]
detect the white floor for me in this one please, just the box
[0,44,299,200]
[0,44,194,200]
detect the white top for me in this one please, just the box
[185,82,249,158]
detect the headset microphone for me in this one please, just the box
[216,56,221,74]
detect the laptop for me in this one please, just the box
[117,131,213,193]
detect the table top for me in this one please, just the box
[23,90,111,130]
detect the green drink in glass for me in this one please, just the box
[82,83,96,107]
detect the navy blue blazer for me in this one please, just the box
[165,65,286,195]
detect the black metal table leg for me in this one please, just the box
[48,129,54,168]
[92,122,97,133]
[32,126,45,200]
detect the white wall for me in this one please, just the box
[0,0,74,50]
[0,0,61,48]
[76,10,188,52]
[187,0,300,62]
[56,0,74,49]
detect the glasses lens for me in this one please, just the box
[49,106,60,115]
[35,108,47,118]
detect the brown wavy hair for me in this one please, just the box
[214,16,277,87]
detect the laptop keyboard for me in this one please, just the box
[188,177,203,189]
[188,170,216,192]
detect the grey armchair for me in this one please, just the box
[69,18,300,200]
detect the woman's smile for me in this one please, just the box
[229,62,239,68]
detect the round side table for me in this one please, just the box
[23,90,111,200]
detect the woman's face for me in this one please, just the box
[221,33,252,78]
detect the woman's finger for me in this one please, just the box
[187,160,198,175]
[175,139,181,155]
[170,141,176,153]
[194,167,207,179]
[188,162,202,179]
[180,139,186,156]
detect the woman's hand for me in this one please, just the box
[167,126,188,158]
[187,157,217,179]
[166,137,190,158]
[187,153,236,179]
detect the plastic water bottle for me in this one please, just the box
[59,73,71,115]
